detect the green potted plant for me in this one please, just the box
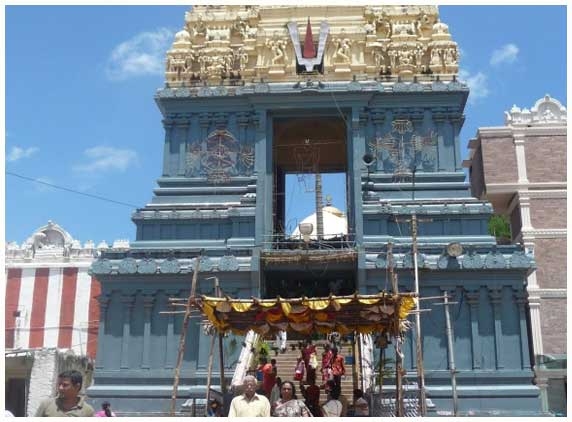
[488,215,511,245]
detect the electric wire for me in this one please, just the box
[6,171,140,209]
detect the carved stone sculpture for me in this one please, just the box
[267,38,287,65]
[332,38,352,64]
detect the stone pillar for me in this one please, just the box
[528,293,544,357]
[199,113,210,144]
[410,110,424,174]
[120,295,135,369]
[164,290,178,369]
[489,287,504,369]
[354,107,368,292]
[253,109,268,247]
[141,294,155,369]
[237,112,250,143]
[432,110,446,171]
[177,117,191,176]
[95,294,110,370]
[465,289,481,369]
[513,289,531,370]
[27,349,58,416]
[519,193,533,233]
[535,377,550,414]
[450,115,462,171]
[162,119,175,176]
[513,133,529,183]
[371,110,384,172]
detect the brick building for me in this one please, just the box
[464,95,567,415]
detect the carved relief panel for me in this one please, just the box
[185,128,255,182]
[368,118,438,174]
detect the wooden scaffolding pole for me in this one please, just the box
[411,213,427,416]
[215,277,227,398]
[170,256,201,416]
[204,276,226,414]
[204,332,217,416]
[388,243,404,417]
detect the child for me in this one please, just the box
[294,357,305,381]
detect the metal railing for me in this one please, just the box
[262,233,356,251]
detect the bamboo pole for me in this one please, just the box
[388,243,404,417]
[215,277,227,398]
[411,214,427,416]
[443,292,459,416]
[204,330,217,416]
[170,256,201,416]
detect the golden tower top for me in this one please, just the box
[165,5,459,87]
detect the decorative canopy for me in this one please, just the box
[197,292,416,337]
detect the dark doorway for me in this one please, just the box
[5,378,27,417]
[264,268,355,299]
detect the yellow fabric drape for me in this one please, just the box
[231,302,253,312]
[358,297,381,305]
[215,301,232,313]
[304,299,330,310]
[258,299,278,308]
[280,302,292,316]
[399,297,416,319]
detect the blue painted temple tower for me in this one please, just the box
[89,6,542,416]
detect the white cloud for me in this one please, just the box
[7,146,39,162]
[105,28,175,80]
[459,69,490,105]
[490,43,519,66]
[34,177,56,193]
[73,146,138,174]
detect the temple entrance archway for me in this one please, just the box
[272,115,348,236]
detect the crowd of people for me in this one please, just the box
[30,338,368,418]
[227,338,370,417]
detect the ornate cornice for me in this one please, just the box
[526,190,567,199]
[366,200,492,216]
[484,182,567,195]
[156,78,468,99]
[367,247,534,271]
[521,229,567,239]
[505,95,567,127]
[527,288,567,299]
[477,125,567,138]
[5,220,130,263]
[90,255,250,275]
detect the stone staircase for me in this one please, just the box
[269,340,355,401]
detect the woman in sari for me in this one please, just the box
[271,380,313,417]
[321,343,334,386]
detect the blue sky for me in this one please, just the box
[4,5,567,245]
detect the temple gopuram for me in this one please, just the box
[89,6,543,416]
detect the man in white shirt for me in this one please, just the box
[353,388,370,417]
[228,375,271,417]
